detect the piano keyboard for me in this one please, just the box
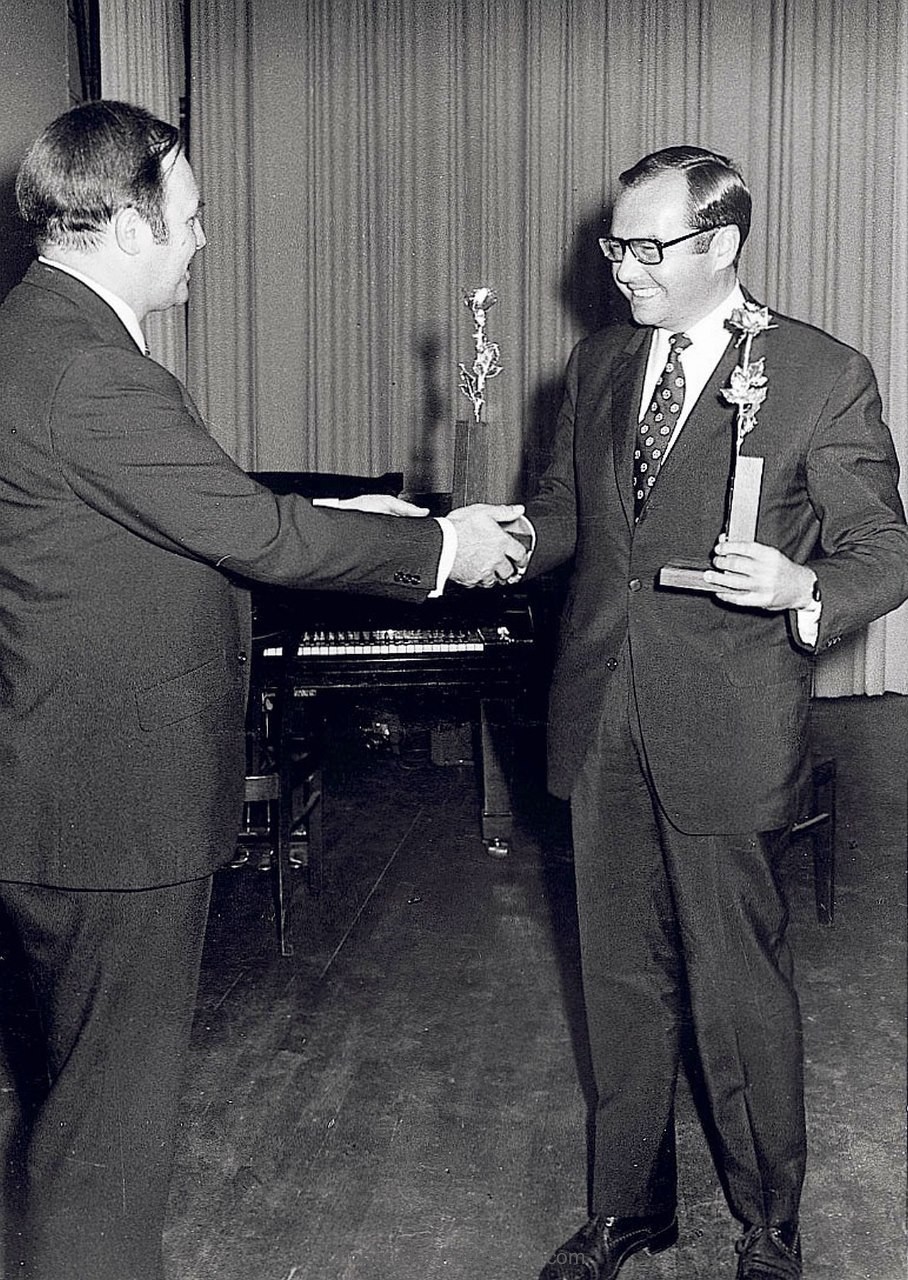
[262,624,524,660]
[252,582,535,692]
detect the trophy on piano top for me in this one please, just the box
[453,287,503,509]
[658,302,774,592]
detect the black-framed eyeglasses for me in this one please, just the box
[598,226,721,265]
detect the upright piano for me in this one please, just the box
[239,472,537,952]
[251,583,535,845]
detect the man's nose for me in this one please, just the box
[612,244,635,277]
[614,245,644,283]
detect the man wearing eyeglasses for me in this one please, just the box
[512,147,908,1280]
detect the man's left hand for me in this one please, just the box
[313,494,429,516]
[704,538,815,611]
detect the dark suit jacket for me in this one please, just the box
[0,262,444,889]
[525,306,908,833]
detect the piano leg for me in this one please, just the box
[479,697,514,857]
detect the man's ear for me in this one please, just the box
[710,223,740,269]
[111,205,147,257]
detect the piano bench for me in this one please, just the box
[234,754,324,955]
[235,628,325,956]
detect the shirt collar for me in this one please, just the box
[38,256,147,354]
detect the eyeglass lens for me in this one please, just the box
[599,238,662,264]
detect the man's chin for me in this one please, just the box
[627,295,664,326]
[153,285,189,314]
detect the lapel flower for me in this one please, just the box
[458,287,503,423]
[721,302,775,452]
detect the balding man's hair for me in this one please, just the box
[620,146,752,259]
[16,100,182,252]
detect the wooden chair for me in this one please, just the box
[790,756,836,925]
[234,629,324,956]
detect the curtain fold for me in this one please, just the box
[186,0,256,464]
[99,0,187,381]
[184,0,905,692]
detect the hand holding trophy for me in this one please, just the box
[659,302,774,591]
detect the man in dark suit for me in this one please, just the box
[513,147,908,1279]
[0,100,528,1280]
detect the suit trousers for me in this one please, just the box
[0,875,212,1280]
[568,650,806,1227]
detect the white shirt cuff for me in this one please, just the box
[430,517,456,595]
[795,597,822,646]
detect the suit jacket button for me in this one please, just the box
[238,651,248,663]
[606,658,619,670]
[628,578,642,592]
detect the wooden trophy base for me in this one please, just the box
[658,455,764,593]
[658,561,713,592]
[452,418,488,509]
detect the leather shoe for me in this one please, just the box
[539,1211,678,1280]
[735,1223,802,1279]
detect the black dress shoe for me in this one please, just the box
[539,1211,678,1280]
[735,1223,802,1279]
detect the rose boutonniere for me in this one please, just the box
[721,302,775,452]
[458,287,503,423]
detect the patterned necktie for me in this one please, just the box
[633,331,691,519]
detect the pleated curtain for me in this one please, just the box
[109,0,907,694]
[99,0,187,381]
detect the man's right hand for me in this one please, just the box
[447,503,529,587]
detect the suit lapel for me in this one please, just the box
[609,328,652,529]
[601,315,762,529]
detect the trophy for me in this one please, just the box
[453,288,531,553]
[453,287,503,509]
[659,303,774,592]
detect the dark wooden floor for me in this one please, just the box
[0,694,902,1278]
[159,693,907,1280]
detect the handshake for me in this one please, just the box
[325,493,532,588]
[446,502,531,588]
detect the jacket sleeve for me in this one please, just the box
[798,346,908,650]
[522,342,583,577]
[48,344,443,600]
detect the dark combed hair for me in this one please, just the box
[619,145,752,257]
[15,100,182,252]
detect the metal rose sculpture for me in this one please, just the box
[458,287,503,423]
[721,302,775,453]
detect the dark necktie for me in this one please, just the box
[633,331,691,518]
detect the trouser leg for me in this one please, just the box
[657,820,806,1226]
[567,657,805,1225]
[569,662,682,1217]
[0,876,211,1280]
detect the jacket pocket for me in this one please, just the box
[135,656,228,730]
[721,643,811,691]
